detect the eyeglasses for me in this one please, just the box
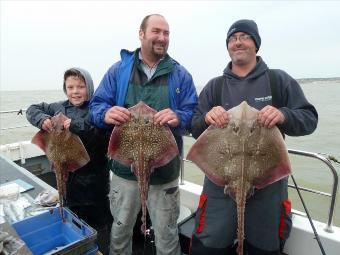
[228,34,252,43]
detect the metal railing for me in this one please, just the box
[180,145,339,232]
[288,149,338,232]
[0,109,29,131]
[0,109,26,115]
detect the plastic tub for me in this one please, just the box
[12,207,97,255]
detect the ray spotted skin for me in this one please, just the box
[32,112,90,221]
[187,101,291,255]
[108,101,179,233]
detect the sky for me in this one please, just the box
[1,0,339,91]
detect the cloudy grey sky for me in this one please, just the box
[1,0,339,91]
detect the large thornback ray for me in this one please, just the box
[187,101,291,255]
[31,112,90,221]
[108,101,179,233]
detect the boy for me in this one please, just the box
[26,67,112,255]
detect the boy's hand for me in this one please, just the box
[154,108,179,127]
[42,118,53,132]
[63,118,71,130]
[205,106,230,128]
[104,106,131,126]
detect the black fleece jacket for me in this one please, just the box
[192,56,318,139]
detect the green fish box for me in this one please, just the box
[12,207,97,255]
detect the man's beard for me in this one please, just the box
[152,43,167,58]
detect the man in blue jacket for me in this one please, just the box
[90,14,198,255]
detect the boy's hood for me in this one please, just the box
[76,67,94,100]
[64,67,94,101]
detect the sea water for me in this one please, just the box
[0,80,339,226]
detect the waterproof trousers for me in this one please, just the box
[190,177,292,255]
[109,174,181,255]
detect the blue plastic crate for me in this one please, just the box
[12,207,97,255]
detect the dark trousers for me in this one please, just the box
[190,235,281,255]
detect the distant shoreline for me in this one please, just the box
[297,77,340,83]
[1,77,339,92]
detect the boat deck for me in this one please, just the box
[0,154,194,255]
[0,154,56,198]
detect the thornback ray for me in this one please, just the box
[31,112,90,221]
[108,101,179,234]
[186,101,291,255]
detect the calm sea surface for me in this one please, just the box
[1,80,339,226]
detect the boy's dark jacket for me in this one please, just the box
[26,69,110,207]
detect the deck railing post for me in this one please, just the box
[180,148,185,185]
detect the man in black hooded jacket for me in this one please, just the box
[190,19,318,255]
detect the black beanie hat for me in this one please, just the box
[226,19,261,52]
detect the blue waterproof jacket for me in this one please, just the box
[90,49,198,149]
